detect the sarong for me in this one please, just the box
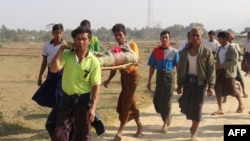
[241,52,250,73]
[153,70,174,123]
[117,70,140,125]
[215,69,240,97]
[178,83,206,122]
[32,69,63,108]
[52,93,91,141]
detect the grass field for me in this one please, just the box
[0,41,160,140]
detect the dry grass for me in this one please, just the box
[0,41,157,140]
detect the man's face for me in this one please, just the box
[218,37,227,45]
[190,30,202,46]
[74,33,90,51]
[52,30,63,42]
[208,34,215,41]
[113,31,126,45]
[160,33,171,46]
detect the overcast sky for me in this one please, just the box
[1,0,250,33]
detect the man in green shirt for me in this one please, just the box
[80,19,100,52]
[50,26,101,141]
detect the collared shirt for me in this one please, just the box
[42,40,62,66]
[147,45,179,71]
[203,39,220,52]
[61,50,101,95]
[218,44,229,64]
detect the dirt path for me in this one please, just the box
[92,75,250,141]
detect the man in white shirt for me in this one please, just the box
[203,30,220,55]
[178,31,191,51]
[222,33,248,103]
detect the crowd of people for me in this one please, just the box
[32,20,250,141]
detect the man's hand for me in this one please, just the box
[103,80,110,88]
[62,40,74,50]
[207,87,215,97]
[147,82,152,91]
[87,108,96,123]
[176,86,182,94]
[37,77,42,86]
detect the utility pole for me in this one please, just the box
[147,0,154,28]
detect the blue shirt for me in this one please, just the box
[147,46,179,70]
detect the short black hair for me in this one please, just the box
[208,30,216,35]
[71,26,92,40]
[80,19,91,28]
[160,30,171,37]
[112,23,126,34]
[52,23,63,32]
[217,31,230,41]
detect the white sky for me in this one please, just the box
[1,0,250,33]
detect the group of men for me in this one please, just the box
[32,21,250,141]
[33,20,144,141]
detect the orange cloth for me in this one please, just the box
[124,42,139,73]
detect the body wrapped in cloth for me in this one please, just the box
[93,43,139,69]
[62,41,139,70]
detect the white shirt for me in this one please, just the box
[178,40,189,51]
[187,53,197,75]
[218,44,229,64]
[203,39,220,52]
[42,41,62,66]
[243,39,250,53]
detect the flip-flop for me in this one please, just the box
[211,111,224,115]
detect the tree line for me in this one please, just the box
[1,22,250,43]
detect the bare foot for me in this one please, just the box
[135,123,143,137]
[236,105,245,113]
[114,134,122,141]
[190,128,197,140]
[161,122,168,133]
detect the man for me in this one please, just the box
[103,23,143,140]
[177,26,215,141]
[32,23,64,137]
[242,32,250,76]
[50,26,101,141]
[203,30,220,56]
[213,31,244,115]
[80,19,101,52]
[147,30,179,133]
[222,33,248,103]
